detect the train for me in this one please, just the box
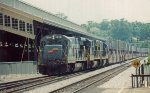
[38,34,148,76]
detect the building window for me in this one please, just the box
[4,15,10,27]
[19,20,25,31]
[12,18,18,30]
[0,13,3,25]
[27,23,32,34]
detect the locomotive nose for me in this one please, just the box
[44,45,63,60]
[48,48,58,54]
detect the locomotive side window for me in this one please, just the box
[102,42,107,56]
[63,40,69,55]
[92,41,95,55]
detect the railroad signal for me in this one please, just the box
[131,59,140,68]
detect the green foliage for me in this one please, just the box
[81,21,99,32]
[99,19,110,31]
[130,22,141,37]
[110,19,132,41]
[147,57,150,65]
[140,23,150,40]
[81,18,150,43]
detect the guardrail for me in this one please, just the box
[131,64,150,88]
[132,74,150,88]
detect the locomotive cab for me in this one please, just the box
[39,34,71,75]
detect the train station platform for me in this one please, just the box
[24,57,147,93]
[97,88,150,93]
[78,57,150,93]
[0,74,43,83]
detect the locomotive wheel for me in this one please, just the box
[101,60,104,67]
[88,61,93,69]
[84,62,87,70]
[67,64,74,73]
[46,67,52,76]
[81,63,85,70]
[105,59,109,66]
[67,64,70,73]
[38,66,47,75]
[70,67,74,73]
[97,60,101,68]
[59,64,67,75]
[91,61,94,69]
[70,64,75,73]
[86,62,89,69]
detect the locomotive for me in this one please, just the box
[38,34,146,76]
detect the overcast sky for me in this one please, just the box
[21,0,150,25]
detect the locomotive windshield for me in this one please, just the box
[40,34,71,60]
[40,35,70,48]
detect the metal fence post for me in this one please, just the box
[136,69,138,87]
[147,76,148,87]
[132,74,133,88]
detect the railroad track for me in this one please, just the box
[0,75,52,93]
[0,57,144,93]
[0,72,87,93]
[72,64,130,93]
[51,57,144,93]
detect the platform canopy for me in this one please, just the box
[0,0,106,41]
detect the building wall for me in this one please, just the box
[0,61,37,75]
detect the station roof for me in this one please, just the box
[0,0,107,41]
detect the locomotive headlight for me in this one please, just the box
[51,35,54,39]
[46,36,53,39]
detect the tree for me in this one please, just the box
[131,22,141,37]
[139,23,150,40]
[99,19,110,31]
[81,21,99,32]
[81,19,150,42]
[110,19,132,41]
